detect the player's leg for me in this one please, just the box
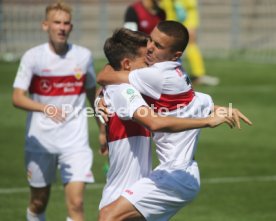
[60,149,94,221]
[27,186,51,221]
[98,196,145,221]
[64,181,86,221]
[25,151,57,221]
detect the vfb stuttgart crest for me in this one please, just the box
[74,68,84,80]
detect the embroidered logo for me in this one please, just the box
[74,68,84,80]
[40,79,52,93]
[127,88,135,95]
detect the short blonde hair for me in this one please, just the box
[45,1,72,19]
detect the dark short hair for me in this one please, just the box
[157,20,189,52]
[104,28,148,70]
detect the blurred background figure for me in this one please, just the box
[12,2,97,221]
[124,0,165,34]
[160,0,220,86]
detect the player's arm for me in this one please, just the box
[12,88,65,123]
[213,105,253,129]
[12,88,45,112]
[85,54,108,155]
[86,86,108,155]
[97,64,129,86]
[86,86,106,130]
[86,53,107,127]
[132,106,236,132]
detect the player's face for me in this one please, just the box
[43,10,72,46]
[146,27,178,66]
[129,47,148,70]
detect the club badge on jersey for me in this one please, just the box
[121,87,142,103]
[74,68,84,80]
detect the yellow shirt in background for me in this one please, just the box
[160,0,199,29]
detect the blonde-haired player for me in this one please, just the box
[12,2,100,221]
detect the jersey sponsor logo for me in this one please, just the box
[40,79,52,93]
[143,89,195,112]
[29,74,85,96]
[107,113,150,142]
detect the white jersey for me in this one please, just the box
[121,61,213,220]
[129,61,213,166]
[99,84,152,209]
[13,43,96,153]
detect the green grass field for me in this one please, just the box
[1,58,276,221]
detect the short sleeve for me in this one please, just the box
[111,84,148,120]
[13,51,34,91]
[129,66,163,99]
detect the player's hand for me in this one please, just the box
[207,109,236,128]
[95,97,109,124]
[212,106,253,129]
[229,107,253,129]
[43,104,66,123]
[99,131,108,156]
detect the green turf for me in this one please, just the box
[0,58,275,220]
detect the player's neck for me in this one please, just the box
[49,41,69,56]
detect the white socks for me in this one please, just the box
[26,208,74,221]
[26,208,45,221]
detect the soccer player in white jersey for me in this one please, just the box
[97,22,252,221]
[12,2,102,221]
[97,28,238,212]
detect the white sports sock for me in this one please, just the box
[26,208,46,221]
[66,217,74,221]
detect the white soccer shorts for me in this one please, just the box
[25,149,94,187]
[122,161,200,221]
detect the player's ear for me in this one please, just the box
[42,20,48,32]
[172,51,183,61]
[121,58,131,71]
[70,23,73,32]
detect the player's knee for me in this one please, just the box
[30,199,47,214]
[67,196,84,213]
[98,206,115,221]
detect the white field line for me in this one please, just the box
[202,175,276,184]
[1,175,276,194]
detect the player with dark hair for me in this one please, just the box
[97,21,252,221]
